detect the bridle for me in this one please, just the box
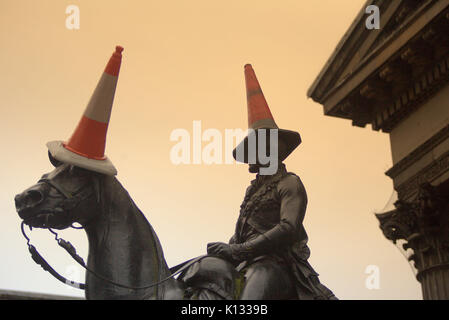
[21,177,205,292]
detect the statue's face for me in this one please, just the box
[248,138,287,174]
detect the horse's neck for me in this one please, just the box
[83,177,173,299]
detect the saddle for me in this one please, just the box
[178,256,240,300]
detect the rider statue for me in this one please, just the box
[207,64,337,300]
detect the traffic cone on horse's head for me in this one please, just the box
[233,64,301,163]
[47,46,124,175]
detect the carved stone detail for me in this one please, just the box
[377,183,449,242]
[359,78,391,101]
[421,21,449,61]
[400,41,434,78]
[378,60,412,96]
[376,182,449,299]
[376,200,418,244]
[395,150,449,200]
[373,54,449,132]
[335,93,374,128]
[340,42,449,132]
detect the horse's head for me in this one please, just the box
[15,152,101,229]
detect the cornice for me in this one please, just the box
[308,0,449,132]
[386,124,449,179]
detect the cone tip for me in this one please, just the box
[115,46,124,54]
[244,64,252,69]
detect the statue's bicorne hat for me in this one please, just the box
[232,64,301,163]
[47,46,124,175]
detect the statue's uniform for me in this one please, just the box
[229,164,337,300]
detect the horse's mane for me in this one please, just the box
[97,174,171,280]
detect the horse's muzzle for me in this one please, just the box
[15,189,45,219]
[15,186,70,229]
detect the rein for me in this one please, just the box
[21,178,206,292]
[21,221,85,289]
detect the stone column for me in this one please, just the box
[376,183,449,299]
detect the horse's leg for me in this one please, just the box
[238,259,296,300]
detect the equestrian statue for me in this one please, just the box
[14,46,337,300]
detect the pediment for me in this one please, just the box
[308,0,430,102]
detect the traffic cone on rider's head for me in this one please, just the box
[46,46,124,176]
[244,64,277,130]
[232,64,301,163]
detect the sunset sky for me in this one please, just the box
[0,0,422,299]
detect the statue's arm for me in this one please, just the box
[230,174,307,261]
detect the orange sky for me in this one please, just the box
[0,0,422,299]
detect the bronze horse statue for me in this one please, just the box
[15,154,245,300]
[14,154,260,300]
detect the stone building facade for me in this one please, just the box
[308,0,449,299]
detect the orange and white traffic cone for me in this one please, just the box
[47,46,124,175]
[233,64,301,163]
[244,64,277,130]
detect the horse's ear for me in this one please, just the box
[48,151,63,167]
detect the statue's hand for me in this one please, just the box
[207,242,233,260]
